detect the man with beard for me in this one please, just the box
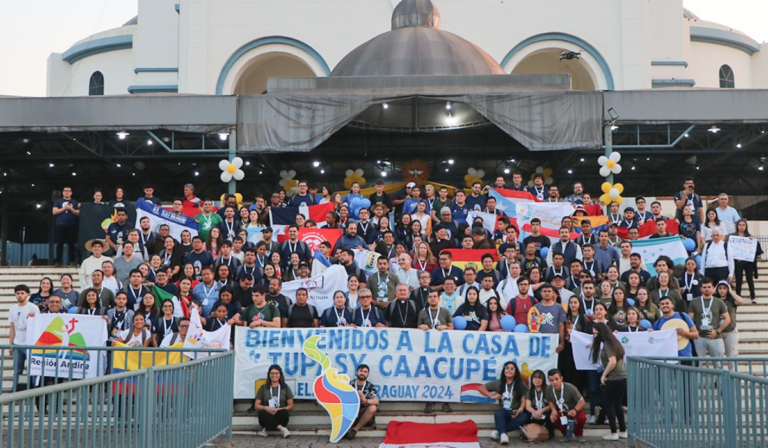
[266,278,290,318]
[345,364,380,440]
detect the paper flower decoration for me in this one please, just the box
[598,152,622,177]
[218,157,245,183]
[600,181,624,205]
[344,169,366,189]
[279,170,298,197]
[464,167,485,187]
[527,166,554,187]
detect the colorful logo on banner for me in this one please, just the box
[303,335,360,443]
[33,317,89,360]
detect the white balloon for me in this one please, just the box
[609,152,621,163]
[354,169,364,176]
[467,167,477,177]
[280,170,288,178]
[232,157,244,169]
[220,172,232,183]
[279,179,288,187]
[345,170,354,177]
[476,170,485,178]
[612,164,622,175]
[288,170,296,178]
[219,160,230,171]
[545,177,553,185]
[536,166,544,174]
[599,166,611,177]
[597,156,608,166]
[609,188,620,199]
[528,180,534,187]
[233,170,245,181]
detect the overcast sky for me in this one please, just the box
[0,0,766,97]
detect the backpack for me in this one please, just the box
[705,241,728,264]
[351,307,384,325]
[288,303,317,320]
[123,329,150,345]
[520,423,549,443]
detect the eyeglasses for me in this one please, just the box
[179,324,189,328]
[360,295,373,299]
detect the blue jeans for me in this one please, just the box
[494,408,531,434]
[587,370,605,418]
[12,348,27,392]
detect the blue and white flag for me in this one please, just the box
[134,200,198,241]
[630,236,688,276]
[352,249,381,276]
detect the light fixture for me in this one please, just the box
[245,161,250,166]
[446,101,452,110]
[259,170,263,175]
[71,172,76,176]
[117,131,129,140]
[218,132,229,141]
[381,171,387,177]
[448,159,454,165]
[580,158,585,162]
[684,134,689,138]
[376,160,381,164]
[116,163,122,168]
[36,203,42,209]
[313,161,320,167]
[696,166,700,170]
[708,125,720,134]
[560,51,581,61]
[567,169,573,174]
[26,151,31,156]
[611,125,619,131]
[147,139,153,146]
[382,103,389,110]
[31,184,35,187]
[320,169,325,174]
[445,168,449,172]
[646,158,650,161]
[510,158,515,163]
[22,138,30,144]
[631,166,636,170]
[759,166,764,171]
[49,163,54,168]
[504,168,510,174]
[194,171,200,176]
[736,143,742,149]
[446,112,456,126]
[607,108,619,121]
[132,172,136,176]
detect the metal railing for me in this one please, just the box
[0,346,234,448]
[627,356,768,448]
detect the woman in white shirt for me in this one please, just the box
[700,208,728,245]
[411,200,432,238]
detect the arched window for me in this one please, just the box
[719,65,734,89]
[89,71,104,96]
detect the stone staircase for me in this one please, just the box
[2,263,767,437]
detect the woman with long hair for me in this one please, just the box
[216,264,233,289]
[269,253,283,279]
[282,253,302,282]
[453,287,489,331]
[621,307,648,332]
[714,280,744,371]
[624,272,642,301]
[649,271,683,310]
[527,267,545,302]
[54,273,78,312]
[634,287,660,324]
[176,263,200,290]
[396,213,413,246]
[137,292,160,346]
[78,290,106,316]
[486,297,506,332]
[254,364,294,438]
[412,241,438,273]
[317,186,331,205]
[590,322,628,441]
[479,361,530,444]
[179,230,194,255]
[409,220,426,251]
[679,257,703,303]
[259,263,278,287]
[732,219,762,304]
[239,206,251,229]
[524,369,555,440]
[206,227,225,258]
[176,277,196,318]
[411,200,432,238]
[117,313,152,347]
[560,296,587,392]
[608,288,630,328]
[597,280,614,305]
[30,277,54,311]
[346,275,361,309]
[700,208,727,245]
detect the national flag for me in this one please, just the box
[111,341,185,395]
[183,308,231,359]
[163,203,217,219]
[379,421,481,448]
[583,204,604,216]
[616,219,679,240]
[629,236,688,276]
[520,224,580,245]
[352,249,381,276]
[459,384,495,403]
[297,228,342,256]
[270,202,336,226]
[487,188,540,216]
[466,210,499,234]
[151,285,187,318]
[313,250,332,268]
[77,202,137,250]
[571,215,610,231]
[442,249,497,271]
[134,200,199,241]
[514,201,575,233]
[281,265,350,313]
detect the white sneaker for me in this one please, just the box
[619,432,628,439]
[588,415,597,425]
[258,428,268,438]
[500,433,509,445]
[602,434,619,441]
[490,430,500,441]
[281,427,291,438]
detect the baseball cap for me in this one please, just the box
[299,261,309,268]
[624,207,635,213]
[263,227,273,233]
[406,182,416,188]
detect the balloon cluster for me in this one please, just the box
[348,197,372,220]
[599,181,625,205]
[527,166,554,187]
[219,193,243,209]
[464,167,485,188]
[344,169,366,190]
[218,157,245,183]
[598,153,623,177]
[279,170,298,197]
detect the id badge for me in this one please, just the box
[337,317,347,327]
[203,299,209,306]
[362,319,371,327]
[686,293,693,301]
[269,397,280,408]
[503,400,512,411]
[701,318,710,328]
[560,416,568,425]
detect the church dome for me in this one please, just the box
[331,0,505,77]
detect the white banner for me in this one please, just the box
[233,327,558,401]
[515,202,574,231]
[570,329,679,370]
[281,265,349,314]
[728,236,758,262]
[28,314,108,379]
[134,200,199,241]
[183,308,230,359]
[353,249,381,276]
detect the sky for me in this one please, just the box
[0,0,766,97]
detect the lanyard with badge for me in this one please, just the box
[269,385,281,409]
[163,318,174,337]
[683,273,696,301]
[533,186,544,201]
[584,261,595,277]
[335,308,347,327]
[555,386,569,425]
[224,221,235,240]
[700,297,714,329]
[202,284,215,307]
[377,273,389,301]
[581,295,594,316]
[361,308,372,327]
[534,390,546,418]
[502,382,514,410]
[428,308,440,329]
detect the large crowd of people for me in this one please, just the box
[8,176,763,442]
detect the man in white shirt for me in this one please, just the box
[100,260,123,294]
[478,275,504,307]
[715,193,740,235]
[700,229,734,285]
[9,284,40,392]
[79,239,111,287]
[395,254,420,290]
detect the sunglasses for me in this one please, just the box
[179,324,189,328]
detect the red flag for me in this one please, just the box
[381,421,480,448]
[297,228,342,255]
[443,249,497,271]
[583,204,604,216]
[493,188,542,202]
[616,218,679,239]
